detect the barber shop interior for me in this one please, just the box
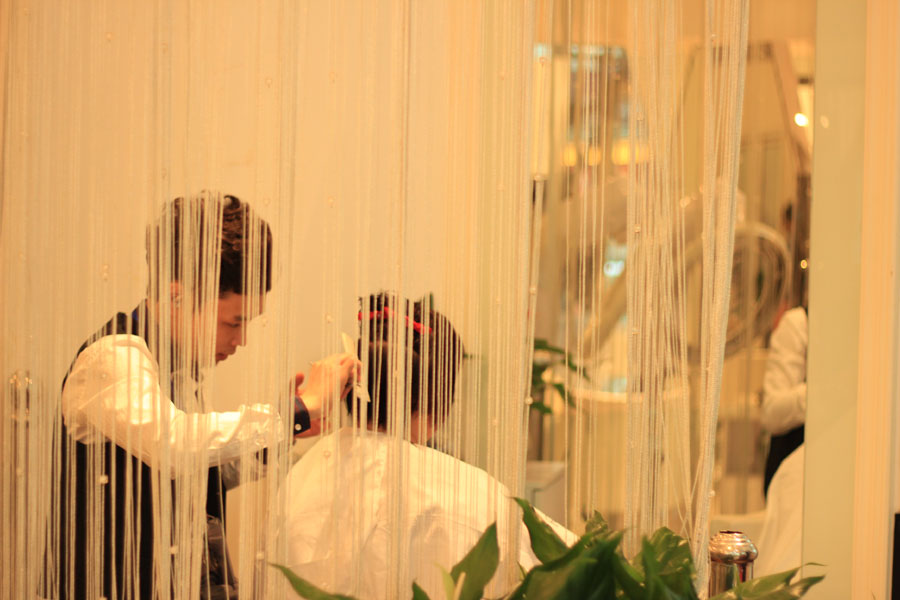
[1,1,897,598]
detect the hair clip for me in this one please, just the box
[358,307,433,334]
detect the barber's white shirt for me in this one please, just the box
[61,334,280,478]
[762,308,808,435]
[284,428,574,600]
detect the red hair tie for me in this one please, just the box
[358,306,433,334]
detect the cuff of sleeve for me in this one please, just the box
[294,396,312,434]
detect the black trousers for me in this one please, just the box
[763,425,804,498]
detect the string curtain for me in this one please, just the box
[529,0,748,586]
[0,0,747,598]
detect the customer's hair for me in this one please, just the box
[146,193,273,297]
[349,292,464,430]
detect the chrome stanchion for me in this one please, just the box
[709,530,758,596]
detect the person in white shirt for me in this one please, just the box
[58,193,357,599]
[761,306,808,496]
[283,293,574,600]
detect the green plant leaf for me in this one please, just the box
[633,528,698,600]
[270,564,359,600]
[709,567,825,600]
[440,567,456,600]
[563,537,624,600]
[534,338,568,355]
[529,400,553,415]
[584,511,609,536]
[507,532,622,600]
[612,554,645,599]
[550,382,576,407]
[532,363,547,389]
[514,497,569,564]
[550,382,566,400]
[449,522,500,600]
[412,581,431,600]
[533,339,585,378]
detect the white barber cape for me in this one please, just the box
[755,446,804,576]
[284,428,574,600]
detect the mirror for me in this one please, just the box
[526,0,815,572]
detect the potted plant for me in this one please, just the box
[272,498,822,600]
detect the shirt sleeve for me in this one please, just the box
[761,309,808,435]
[61,334,283,478]
[218,452,269,490]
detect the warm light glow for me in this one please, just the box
[562,143,578,167]
[562,144,606,167]
[800,259,808,269]
[793,113,809,127]
[611,138,649,166]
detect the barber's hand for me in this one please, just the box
[295,353,359,419]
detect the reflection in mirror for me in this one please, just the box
[527,0,813,583]
[709,22,814,580]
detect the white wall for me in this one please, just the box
[803,0,867,597]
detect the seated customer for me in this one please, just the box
[283,293,572,599]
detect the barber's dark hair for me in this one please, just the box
[146,193,273,297]
[348,292,464,431]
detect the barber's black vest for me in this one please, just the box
[59,309,228,599]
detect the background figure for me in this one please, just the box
[761,305,808,496]
[283,293,573,600]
